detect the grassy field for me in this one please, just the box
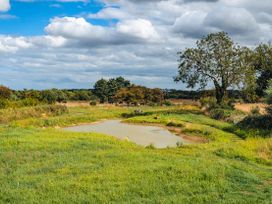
[0,105,271,203]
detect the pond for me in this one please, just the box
[63,120,195,148]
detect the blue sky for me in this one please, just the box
[0,0,271,90]
[0,1,104,35]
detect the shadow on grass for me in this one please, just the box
[121,108,202,118]
[223,115,272,139]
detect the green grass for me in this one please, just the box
[0,105,271,203]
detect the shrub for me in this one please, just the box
[200,96,234,111]
[0,105,68,124]
[199,97,217,110]
[209,108,231,120]
[250,106,261,115]
[166,121,184,128]
[265,106,272,116]
[0,85,12,99]
[163,100,173,106]
[0,99,11,109]
[90,101,97,106]
[237,115,272,131]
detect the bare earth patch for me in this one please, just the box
[235,103,267,114]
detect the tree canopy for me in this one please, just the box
[253,43,272,96]
[175,32,251,104]
[93,77,131,103]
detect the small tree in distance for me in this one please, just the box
[175,32,250,105]
[0,85,12,99]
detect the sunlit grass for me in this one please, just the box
[0,105,271,203]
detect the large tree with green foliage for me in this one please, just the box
[93,79,109,103]
[253,43,272,96]
[175,32,251,104]
[93,77,131,103]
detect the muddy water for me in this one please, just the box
[63,120,194,148]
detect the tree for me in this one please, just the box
[93,79,109,103]
[113,86,165,106]
[175,32,249,104]
[265,80,272,112]
[0,85,12,99]
[253,43,272,96]
[93,77,131,103]
[240,47,258,102]
[107,77,131,103]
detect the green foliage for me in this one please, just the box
[253,43,272,96]
[114,86,165,106]
[93,77,131,103]
[0,105,68,123]
[200,96,234,111]
[0,98,41,109]
[209,108,231,120]
[0,99,11,109]
[175,32,255,104]
[0,85,12,99]
[39,89,58,104]
[238,115,272,132]
[89,100,97,106]
[265,80,272,105]
[250,106,261,115]
[163,100,173,106]
[199,97,217,110]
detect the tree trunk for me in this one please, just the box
[214,82,226,105]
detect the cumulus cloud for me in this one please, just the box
[0,0,10,12]
[45,17,160,45]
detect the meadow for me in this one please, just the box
[0,105,271,203]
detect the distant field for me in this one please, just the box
[0,105,271,203]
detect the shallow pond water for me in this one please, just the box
[63,120,194,148]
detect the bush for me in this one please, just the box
[238,115,272,131]
[0,99,11,109]
[90,101,97,106]
[163,100,173,106]
[209,108,231,120]
[265,106,272,115]
[250,106,261,115]
[0,85,12,99]
[200,96,234,111]
[199,97,217,110]
[0,105,68,124]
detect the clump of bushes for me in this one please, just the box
[166,121,184,128]
[199,96,240,122]
[114,86,165,106]
[209,108,231,120]
[0,105,68,124]
[163,100,173,106]
[200,96,234,111]
[238,80,272,134]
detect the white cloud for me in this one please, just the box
[116,19,160,41]
[45,16,160,45]
[88,7,129,19]
[0,14,16,19]
[0,0,10,12]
